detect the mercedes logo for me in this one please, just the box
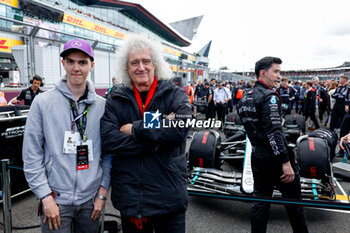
[71,40,82,48]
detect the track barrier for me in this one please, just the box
[2,159,12,233]
[0,159,120,232]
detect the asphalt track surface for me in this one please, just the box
[1,114,350,232]
[1,180,350,233]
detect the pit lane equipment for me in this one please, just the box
[188,129,350,211]
[193,97,207,114]
[333,142,350,181]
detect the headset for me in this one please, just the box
[30,74,44,87]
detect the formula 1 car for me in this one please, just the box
[0,106,30,197]
[187,128,350,211]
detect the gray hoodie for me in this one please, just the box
[23,76,111,205]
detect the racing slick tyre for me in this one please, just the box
[297,135,331,182]
[226,112,242,125]
[196,104,206,114]
[284,114,305,133]
[309,128,338,161]
[189,130,221,169]
[224,113,243,137]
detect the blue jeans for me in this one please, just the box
[41,199,99,233]
[121,211,186,233]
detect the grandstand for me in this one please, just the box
[235,62,350,81]
[0,0,211,89]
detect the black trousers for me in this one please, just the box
[340,112,350,140]
[251,156,308,233]
[319,104,329,122]
[298,101,305,115]
[330,102,346,131]
[304,110,320,129]
[121,211,186,233]
[292,98,299,113]
[206,103,215,120]
[215,103,227,127]
[227,99,233,113]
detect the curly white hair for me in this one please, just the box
[115,34,173,89]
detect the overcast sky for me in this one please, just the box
[131,0,350,72]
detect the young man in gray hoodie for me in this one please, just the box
[22,39,112,233]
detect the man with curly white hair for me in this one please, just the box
[100,34,191,233]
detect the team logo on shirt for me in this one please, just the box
[144,110,161,129]
[270,96,277,104]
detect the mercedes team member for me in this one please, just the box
[330,75,349,131]
[238,57,308,233]
[100,35,191,233]
[11,74,43,106]
[23,39,112,232]
[277,77,295,115]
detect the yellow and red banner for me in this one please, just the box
[62,13,191,61]
[0,0,18,8]
[170,65,190,73]
[188,55,195,61]
[0,38,23,53]
[163,47,195,61]
[163,47,181,57]
[63,13,125,40]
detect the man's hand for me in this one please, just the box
[221,100,225,104]
[120,123,133,136]
[10,99,19,105]
[42,196,61,230]
[91,186,108,220]
[345,105,349,113]
[166,112,176,120]
[340,133,350,150]
[280,161,295,183]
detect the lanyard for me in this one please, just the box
[133,77,158,117]
[67,98,90,141]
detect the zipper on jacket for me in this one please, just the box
[72,166,78,205]
[137,158,144,218]
[71,100,81,205]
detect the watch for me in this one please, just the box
[96,194,107,201]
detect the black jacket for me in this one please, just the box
[277,85,295,104]
[100,80,191,218]
[319,86,330,108]
[17,87,43,106]
[304,88,317,112]
[237,80,289,163]
[332,85,349,106]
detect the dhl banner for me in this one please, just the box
[63,13,125,40]
[63,13,193,61]
[0,0,18,8]
[0,38,23,53]
[163,47,195,61]
[163,47,181,57]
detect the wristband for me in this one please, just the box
[96,194,107,201]
[40,193,51,200]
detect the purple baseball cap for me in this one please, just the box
[60,39,94,61]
